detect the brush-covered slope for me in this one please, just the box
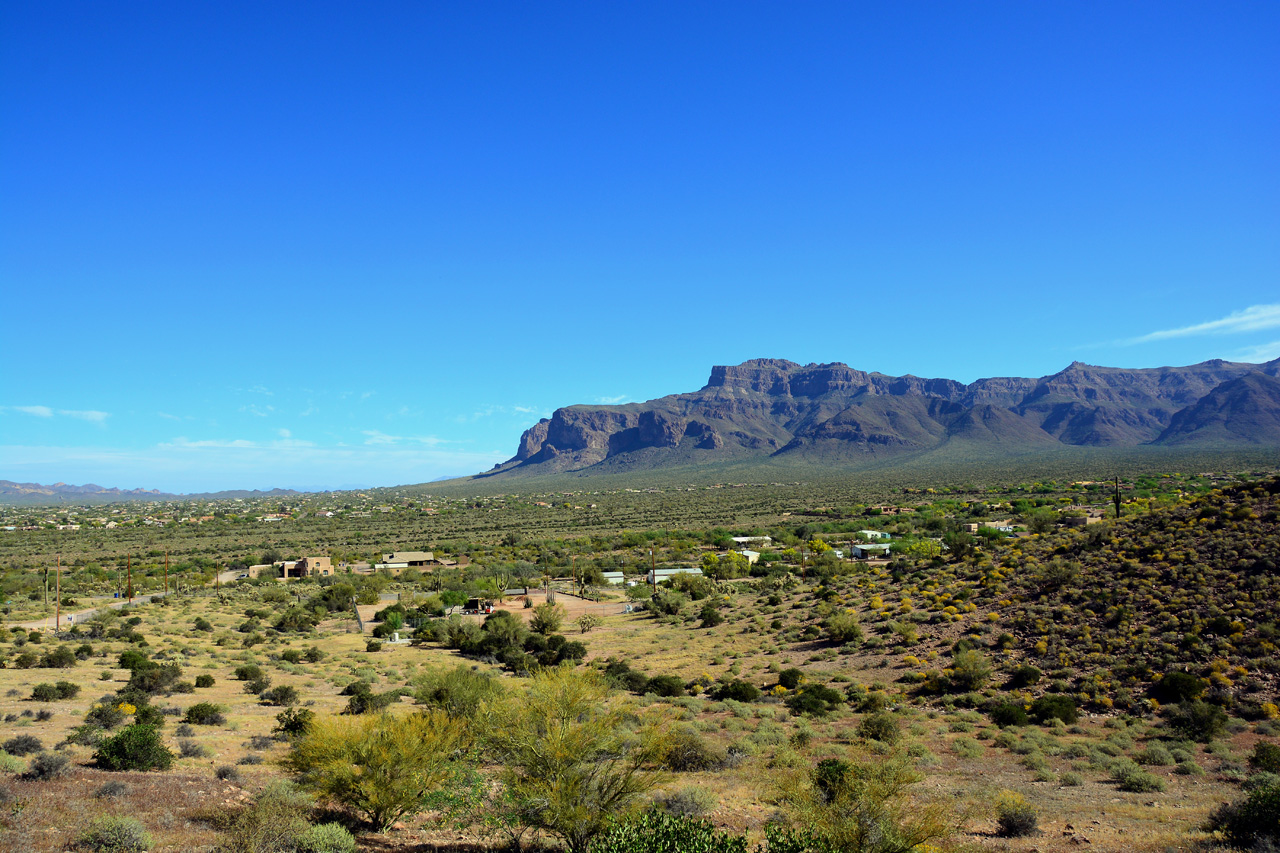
[993,476,1280,712]
[485,357,1280,478]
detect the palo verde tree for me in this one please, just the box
[480,665,673,853]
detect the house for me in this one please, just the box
[737,550,760,564]
[731,535,772,545]
[601,571,624,585]
[646,567,703,584]
[376,551,436,569]
[851,543,893,559]
[294,556,333,577]
[857,530,890,540]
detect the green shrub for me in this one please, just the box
[713,679,759,703]
[996,800,1039,837]
[1151,671,1205,704]
[94,725,174,771]
[778,668,804,690]
[1060,772,1083,786]
[260,685,300,706]
[785,684,844,717]
[647,675,687,697]
[1206,782,1280,850]
[1136,743,1174,766]
[1166,700,1227,742]
[274,707,316,739]
[1006,665,1042,689]
[665,726,725,772]
[234,664,264,681]
[184,702,227,725]
[218,781,312,853]
[1111,760,1166,793]
[988,701,1029,727]
[1029,694,1078,725]
[1250,741,1280,773]
[77,815,152,853]
[294,822,357,853]
[195,674,215,689]
[857,711,901,745]
[652,786,718,818]
[590,810,749,853]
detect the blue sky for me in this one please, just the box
[2,2,1277,493]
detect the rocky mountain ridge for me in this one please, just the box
[489,357,1280,476]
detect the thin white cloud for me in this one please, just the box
[3,405,109,424]
[362,430,447,447]
[239,404,275,417]
[1234,340,1280,364]
[61,409,110,424]
[1129,304,1280,344]
[278,428,292,439]
[596,395,629,405]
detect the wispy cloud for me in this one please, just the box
[2,405,109,424]
[362,430,447,447]
[1128,304,1280,344]
[1234,340,1280,364]
[457,404,551,423]
[596,394,629,405]
[239,404,275,417]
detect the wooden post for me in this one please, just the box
[55,556,61,630]
[126,556,133,603]
[164,551,169,594]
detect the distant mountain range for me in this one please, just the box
[481,357,1280,478]
[0,481,304,505]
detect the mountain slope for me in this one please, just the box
[485,357,1280,479]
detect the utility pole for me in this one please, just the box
[1114,476,1122,519]
[55,557,61,631]
[650,548,656,592]
[126,556,133,604]
[164,551,169,595]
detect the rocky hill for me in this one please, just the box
[0,480,304,505]
[485,357,1280,477]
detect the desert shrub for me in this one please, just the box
[195,675,216,689]
[411,665,502,719]
[591,810,748,853]
[365,640,382,653]
[1136,743,1174,766]
[341,682,400,715]
[216,765,242,782]
[1206,782,1280,850]
[996,797,1039,837]
[666,726,725,772]
[94,780,128,799]
[234,664,264,682]
[260,685,300,706]
[988,701,1029,727]
[1166,700,1228,742]
[193,617,213,632]
[36,709,53,721]
[713,679,760,703]
[647,675,687,697]
[94,725,174,771]
[824,610,863,645]
[1060,772,1083,786]
[184,702,227,725]
[303,646,325,663]
[778,668,805,690]
[3,734,43,756]
[41,645,78,668]
[77,815,152,853]
[31,683,62,701]
[245,676,272,694]
[1029,694,1078,725]
[1006,665,1042,689]
[286,710,473,831]
[949,650,992,692]
[530,601,567,634]
[652,786,718,818]
[24,751,71,780]
[178,739,208,759]
[294,823,357,853]
[953,737,984,759]
[1250,741,1280,773]
[857,711,901,745]
[1111,760,1166,793]
[785,684,844,717]
[117,650,152,672]
[218,780,312,853]
[127,663,183,695]
[1151,671,1205,704]
[274,708,316,739]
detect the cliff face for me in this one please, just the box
[494,357,1280,476]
